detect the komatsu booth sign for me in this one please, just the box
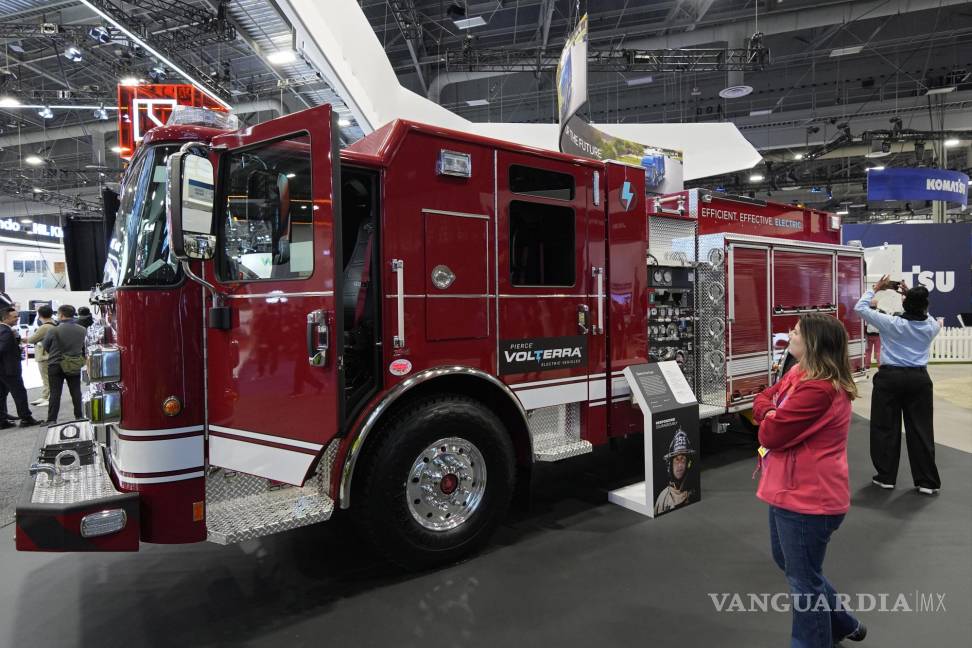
[867,168,969,206]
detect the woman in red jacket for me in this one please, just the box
[754,314,867,647]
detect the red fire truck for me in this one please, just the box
[15,104,864,568]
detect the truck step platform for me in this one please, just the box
[205,468,334,544]
[529,403,594,462]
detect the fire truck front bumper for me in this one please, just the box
[15,420,139,552]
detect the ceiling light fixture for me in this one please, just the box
[92,105,109,120]
[148,65,166,82]
[944,138,960,147]
[37,105,53,119]
[267,49,297,65]
[119,76,141,86]
[829,45,864,57]
[465,99,489,107]
[625,75,654,87]
[88,26,111,44]
[0,96,22,108]
[64,46,83,62]
[337,118,351,127]
[749,173,765,182]
[868,166,885,171]
[836,210,849,216]
[925,86,956,95]
[792,152,804,160]
[454,16,487,29]
[24,155,44,166]
[78,0,231,108]
[719,85,753,99]
[749,108,773,116]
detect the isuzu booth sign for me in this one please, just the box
[867,168,969,206]
[842,222,972,325]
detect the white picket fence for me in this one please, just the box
[931,327,972,362]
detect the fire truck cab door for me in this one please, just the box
[205,105,341,486]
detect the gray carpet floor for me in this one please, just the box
[1,413,969,648]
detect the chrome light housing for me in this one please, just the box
[84,345,120,383]
[84,386,121,423]
[81,509,127,538]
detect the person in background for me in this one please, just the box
[0,306,41,428]
[27,305,57,408]
[854,276,942,495]
[76,306,94,329]
[753,314,865,648]
[43,305,86,424]
[864,298,882,370]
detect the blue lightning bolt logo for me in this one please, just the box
[620,180,635,210]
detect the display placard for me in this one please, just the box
[609,362,701,518]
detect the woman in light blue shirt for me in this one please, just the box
[854,276,942,494]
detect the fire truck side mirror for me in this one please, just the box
[166,145,216,261]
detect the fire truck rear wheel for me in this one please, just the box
[352,394,516,570]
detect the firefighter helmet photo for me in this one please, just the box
[654,428,698,516]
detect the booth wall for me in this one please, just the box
[842,222,972,325]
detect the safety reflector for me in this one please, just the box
[80,509,127,538]
[193,501,205,522]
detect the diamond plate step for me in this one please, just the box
[206,485,334,545]
[529,403,593,462]
[534,439,593,462]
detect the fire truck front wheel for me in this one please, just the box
[352,394,516,570]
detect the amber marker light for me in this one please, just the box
[162,396,183,417]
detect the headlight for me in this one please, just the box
[84,345,120,383]
[84,387,121,423]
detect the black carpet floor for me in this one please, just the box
[1,414,969,647]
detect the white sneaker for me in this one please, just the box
[871,478,895,489]
[917,487,940,495]
[30,398,45,405]
[35,399,48,407]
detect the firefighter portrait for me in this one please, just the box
[654,428,697,515]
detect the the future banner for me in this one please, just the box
[556,12,684,194]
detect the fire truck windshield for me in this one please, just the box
[104,144,181,287]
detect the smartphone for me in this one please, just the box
[887,280,901,290]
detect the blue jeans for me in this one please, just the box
[768,506,861,647]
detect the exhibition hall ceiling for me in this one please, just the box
[0,0,970,223]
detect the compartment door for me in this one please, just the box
[728,245,770,403]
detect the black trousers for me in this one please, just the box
[870,366,941,489]
[47,363,82,423]
[0,372,32,419]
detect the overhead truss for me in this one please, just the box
[443,44,771,74]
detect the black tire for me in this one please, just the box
[352,393,516,570]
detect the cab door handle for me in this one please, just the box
[306,310,329,366]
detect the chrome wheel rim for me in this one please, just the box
[406,437,487,532]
